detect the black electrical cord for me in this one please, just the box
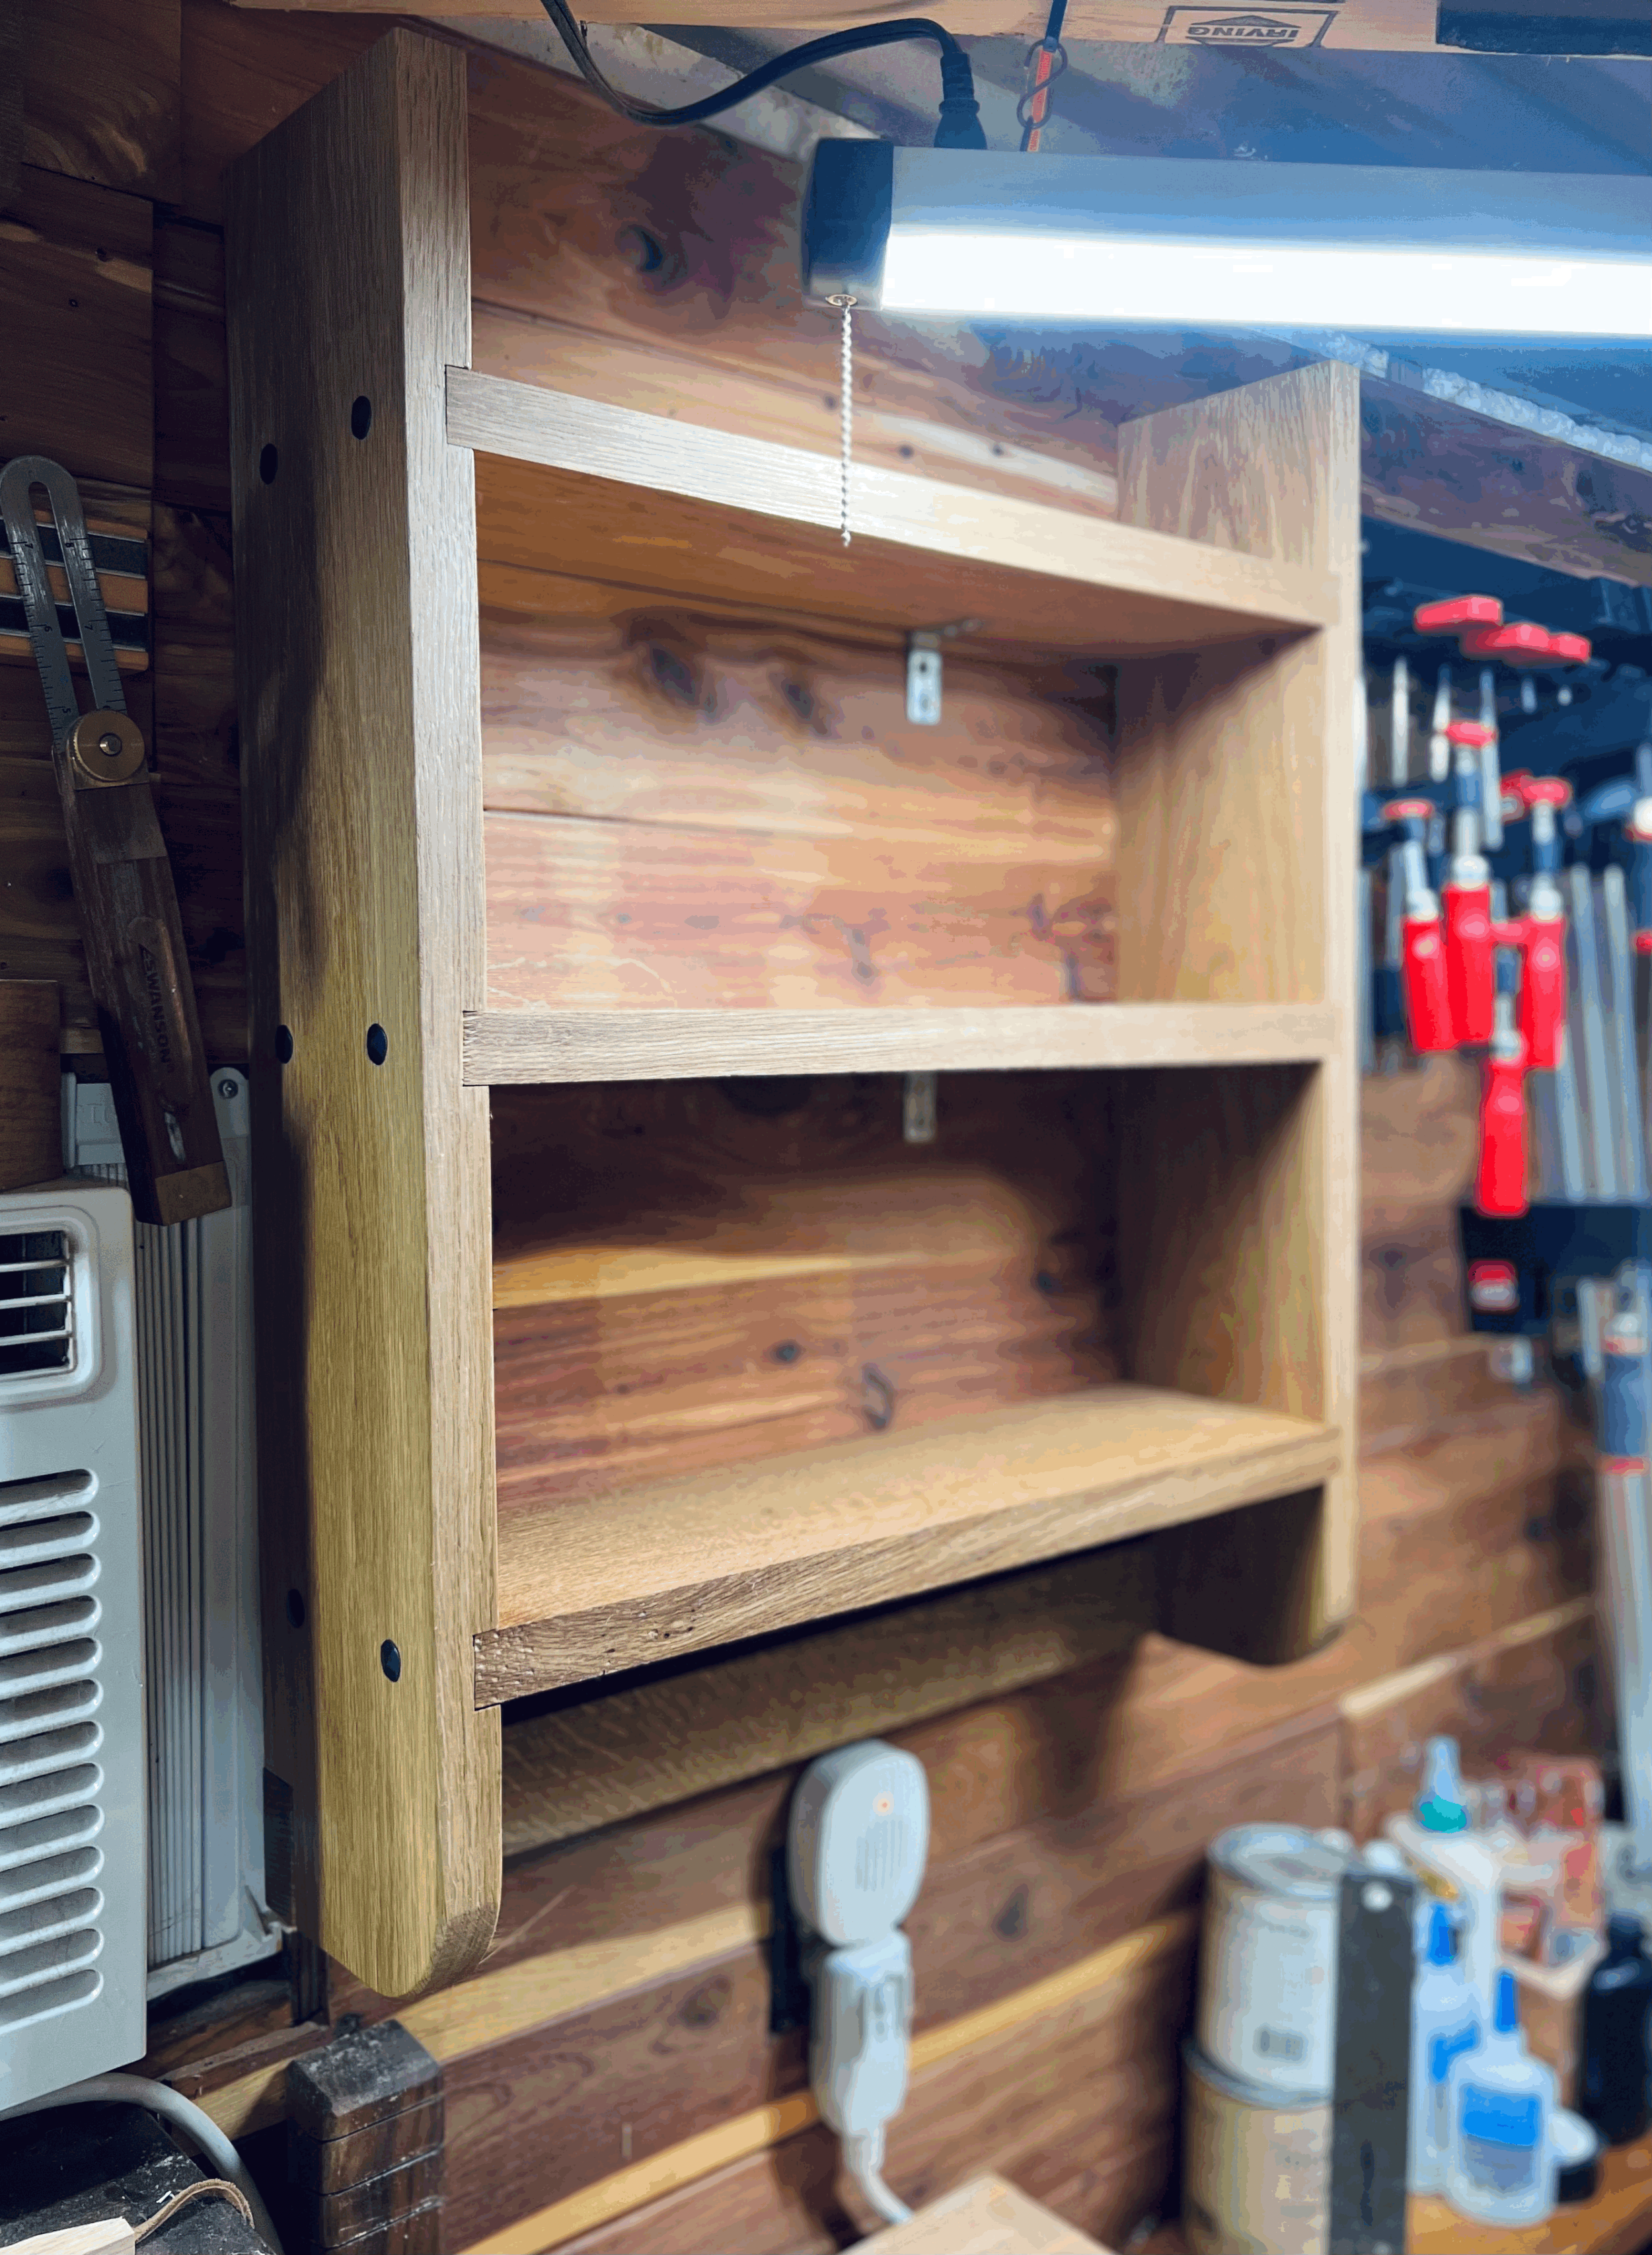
[536,1,987,149]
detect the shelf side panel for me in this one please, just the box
[1115,362,1361,1661]
[225,26,500,1995]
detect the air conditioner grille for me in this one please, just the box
[0,1473,109,2044]
[0,1232,73,1379]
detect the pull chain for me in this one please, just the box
[828,292,856,546]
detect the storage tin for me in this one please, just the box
[1182,2040,1332,2255]
[1197,1822,1346,2096]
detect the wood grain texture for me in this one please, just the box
[497,1545,1153,1857]
[504,1915,1196,2255]
[225,28,498,1996]
[220,0,1470,52]
[0,979,59,1190]
[455,372,1336,662]
[466,1004,1337,1084]
[1362,377,1652,591]
[443,1704,1331,2244]
[489,1068,1118,1508]
[153,217,231,511]
[854,2176,1112,2255]
[1117,361,1362,1665]
[478,607,1115,1016]
[480,1388,1341,1702]
[0,167,153,491]
[22,0,181,202]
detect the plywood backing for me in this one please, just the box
[224,29,499,1997]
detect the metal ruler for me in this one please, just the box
[0,455,229,1224]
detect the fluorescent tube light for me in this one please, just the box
[804,145,1652,340]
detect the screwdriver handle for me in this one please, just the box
[1476,1049,1528,1218]
[1443,878,1496,1046]
[1519,908,1567,1072]
[1401,908,1455,1053]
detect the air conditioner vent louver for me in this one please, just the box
[0,1187,139,2106]
[0,1473,107,2058]
[0,1232,73,1380]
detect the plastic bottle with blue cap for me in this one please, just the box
[1445,1968,1558,2227]
[1409,1902,1480,2194]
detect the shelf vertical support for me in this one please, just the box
[1115,360,1361,1662]
[226,29,500,1993]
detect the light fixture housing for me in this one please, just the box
[802,143,1652,340]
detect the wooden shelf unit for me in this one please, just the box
[226,30,1360,1997]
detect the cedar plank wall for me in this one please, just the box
[7,5,1602,2250]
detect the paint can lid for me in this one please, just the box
[1210,1824,1349,1901]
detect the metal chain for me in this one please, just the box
[828,293,856,546]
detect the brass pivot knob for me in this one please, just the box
[67,708,145,787]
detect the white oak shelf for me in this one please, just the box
[475,1386,1343,1705]
[449,368,1341,657]
[463,1001,1339,1085]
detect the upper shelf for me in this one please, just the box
[447,369,1340,657]
[462,1000,1338,1085]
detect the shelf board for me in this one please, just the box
[449,369,1339,658]
[463,1000,1337,1086]
[475,1386,1341,1705]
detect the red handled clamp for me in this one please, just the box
[1414,596,1502,637]
[1476,934,1529,1218]
[1382,797,1454,1054]
[1441,721,1497,1047]
[1460,622,1593,669]
[1515,776,1570,1068]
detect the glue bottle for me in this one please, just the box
[1409,1903,1480,2194]
[1446,1968,1557,2228]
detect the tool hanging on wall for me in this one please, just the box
[1017,0,1069,153]
[0,455,230,1224]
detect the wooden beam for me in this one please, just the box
[222,0,1633,61]
[225,28,500,1997]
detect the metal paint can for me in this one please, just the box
[1197,1823,1347,2096]
[1182,2040,1331,2255]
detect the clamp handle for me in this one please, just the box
[1443,877,1496,1047]
[1519,907,1567,1072]
[1476,1045,1529,1217]
[1401,908,1455,1053]
[1414,595,1501,636]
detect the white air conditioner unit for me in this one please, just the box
[0,1179,145,2106]
[63,1074,273,1995]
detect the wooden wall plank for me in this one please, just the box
[480,606,1115,1016]
[0,168,153,490]
[490,1072,1117,1518]
[496,1547,1153,1859]
[520,1918,1199,2255]
[22,0,181,203]
[0,980,60,1191]
[1362,377,1652,591]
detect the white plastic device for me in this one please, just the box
[788,1741,929,2227]
[0,1179,145,2107]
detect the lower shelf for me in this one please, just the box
[476,1385,1341,1705]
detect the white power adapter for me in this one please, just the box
[788,1741,930,2227]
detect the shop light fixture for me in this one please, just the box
[803,144,1652,339]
